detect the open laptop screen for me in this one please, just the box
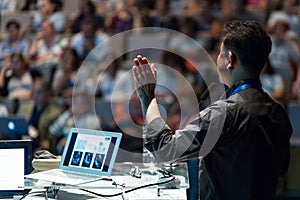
[60,129,121,176]
[0,140,32,197]
[0,116,28,136]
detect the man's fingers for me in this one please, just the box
[137,55,144,65]
[132,65,142,88]
[133,55,156,84]
[133,58,139,66]
[150,64,157,79]
[132,65,140,81]
[134,56,145,76]
[142,57,148,64]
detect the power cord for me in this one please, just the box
[79,168,175,198]
[19,183,63,200]
[18,169,175,199]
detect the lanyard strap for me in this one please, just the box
[228,83,252,98]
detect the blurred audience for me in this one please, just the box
[0,20,30,61]
[49,91,101,154]
[17,77,61,153]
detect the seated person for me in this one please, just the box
[17,78,61,153]
[32,0,66,33]
[51,47,81,107]
[71,0,105,33]
[0,53,33,100]
[49,91,101,154]
[70,17,109,61]
[28,19,63,66]
[260,59,285,106]
[0,20,30,61]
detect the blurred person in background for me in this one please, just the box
[49,91,101,154]
[0,0,21,12]
[221,0,262,23]
[0,102,9,117]
[150,0,179,30]
[293,73,300,101]
[0,20,30,61]
[106,0,139,33]
[260,59,285,106]
[267,0,300,38]
[17,77,61,153]
[71,0,105,34]
[268,19,300,105]
[202,18,224,62]
[22,0,38,11]
[70,17,109,61]
[184,0,216,33]
[29,19,64,66]
[168,17,203,58]
[32,0,66,33]
[246,0,269,23]
[95,55,130,100]
[51,47,81,108]
[0,53,33,100]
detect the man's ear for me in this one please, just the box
[227,51,236,70]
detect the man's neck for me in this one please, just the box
[230,68,258,87]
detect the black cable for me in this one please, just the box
[19,170,175,199]
[19,191,47,200]
[79,174,175,198]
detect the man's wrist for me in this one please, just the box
[140,95,153,108]
[140,95,154,117]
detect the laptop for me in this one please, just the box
[0,140,32,197]
[25,128,122,186]
[0,115,28,136]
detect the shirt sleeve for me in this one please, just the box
[144,100,227,163]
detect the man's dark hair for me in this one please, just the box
[6,20,20,30]
[223,20,272,74]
